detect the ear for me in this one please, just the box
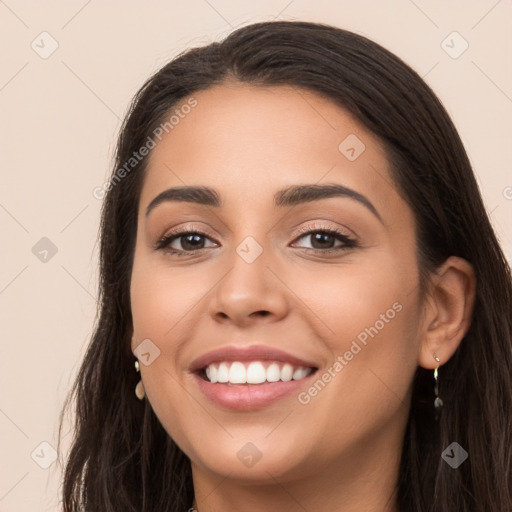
[418,256,476,369]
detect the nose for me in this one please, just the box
[208,240,289,327]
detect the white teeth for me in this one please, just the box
[229,362,246,383]
[217,362,229,383]
[203,361,313,384]
[205,365,218,383]
[266,362,281,382]
[292,367,309,380]
[281,363,293,382]
[246,362,267,384]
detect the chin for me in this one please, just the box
[188,436,315,482]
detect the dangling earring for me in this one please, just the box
[433,352,443,419]
[134,359,145,400]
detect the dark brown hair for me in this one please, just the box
[58,20,512,511]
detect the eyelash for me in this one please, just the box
[154,223,358,257]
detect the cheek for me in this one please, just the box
[129,254,227,442]
[130,258,208,343]
[130,260,201,453]
[286,252,421,425]
[285,250,417,352]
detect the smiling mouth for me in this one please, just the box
[198,360,318,385]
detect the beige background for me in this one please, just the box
[0,1,511,510]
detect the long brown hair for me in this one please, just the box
[58,20,512,511]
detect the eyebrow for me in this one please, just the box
[145,183,383,224]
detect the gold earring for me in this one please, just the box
[433,352,443,418]
[134,360,145,400]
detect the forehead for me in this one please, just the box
[139,83,403,219]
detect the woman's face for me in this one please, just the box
[130,83,425,483]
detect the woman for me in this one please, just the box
[59,20,512,511]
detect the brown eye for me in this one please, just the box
[155,230,218,255]
[177,233,207,251]
[291,226,357,253]
[303,232,338,250]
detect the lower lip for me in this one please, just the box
[193,372,316,410]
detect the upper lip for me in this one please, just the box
[189,345,319,372]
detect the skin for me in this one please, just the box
[130,82,476,512]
